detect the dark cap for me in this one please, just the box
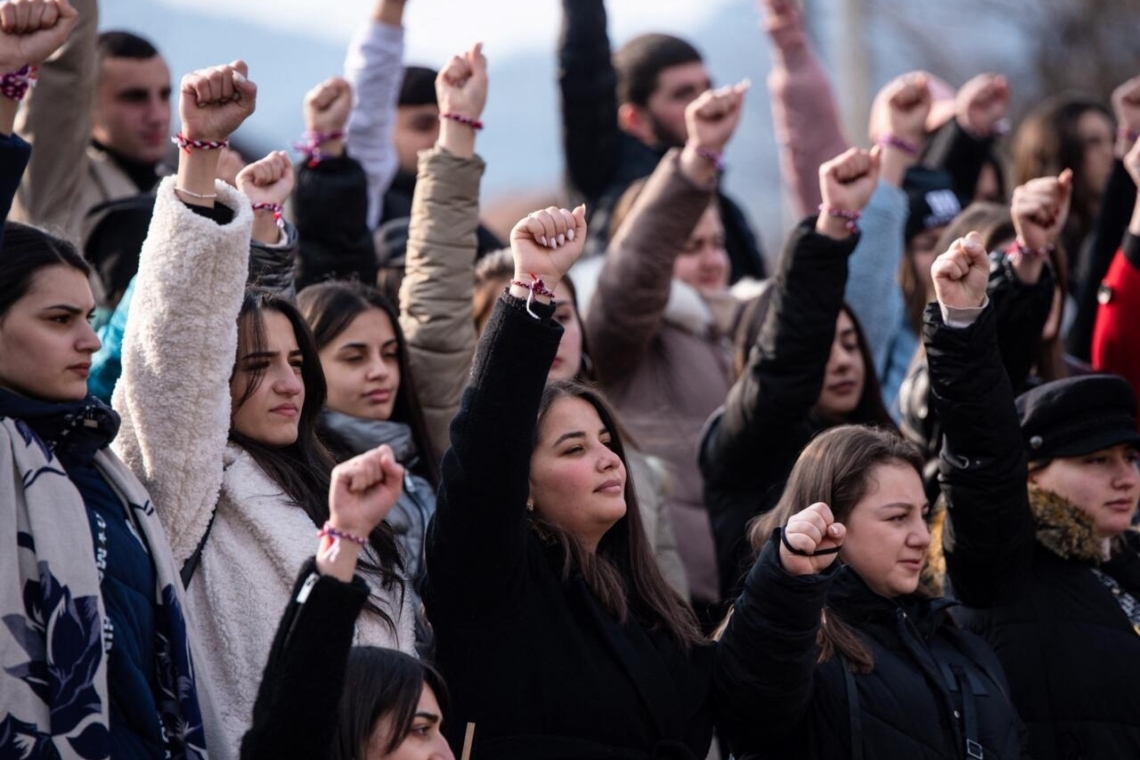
[1016,375,1140,461]
[904,167,961,242]
[399,66,438,107]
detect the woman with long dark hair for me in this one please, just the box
[700,147,894,601]
[714,426,1026,759]
[0,7,215,757]
[424,204,712,759]
[114,62,413,755]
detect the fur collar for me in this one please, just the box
[1027,485,1109,563]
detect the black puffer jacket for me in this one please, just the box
[700,219,866,600]
[715,534,1027,760]
[927,303,1140,760]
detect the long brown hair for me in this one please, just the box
[231,289,404,629]
[532,380,704,649]
[749,425,926,672]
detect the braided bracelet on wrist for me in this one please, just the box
[294,129,345,167]
[819,205,861,234]
[510,274,556,320]
[172,133,229,153]
[317,522,369,562]
[251,201,285,229]
[440,112,484,131]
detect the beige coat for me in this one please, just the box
[114,180,414,759]
[584,149,738,604]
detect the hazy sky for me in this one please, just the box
[157,0,741,61]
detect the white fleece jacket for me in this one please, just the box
[113,179,414,760]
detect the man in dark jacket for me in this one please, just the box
[559,0,766,281]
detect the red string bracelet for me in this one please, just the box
[171,133,229,153]
[0,65,37,101]
[819,205,861,234]
[317,522,368,562]
[688,142,724,171]
[877,133,919,156]
[251,201,285,229]
[510,274,556,319]
[439,112,483,131]
[294,129,345,167]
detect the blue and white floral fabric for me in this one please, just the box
[0,394,210,760]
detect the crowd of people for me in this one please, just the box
[1,0,1139,758]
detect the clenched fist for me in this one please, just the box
[179,60,257,143]
[932,231,989,310]
[0,0,77,71]
[779,502,846,576]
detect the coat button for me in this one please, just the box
[1098,284,1114,305]
[1029,435,1043,450]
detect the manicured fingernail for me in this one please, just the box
[232,71,246,84]
[540,236,547,246]
[558,234,566,246]
[567,229,575,241]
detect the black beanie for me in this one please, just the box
[399,66,438,107]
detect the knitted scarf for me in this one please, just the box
[0,391,209,759]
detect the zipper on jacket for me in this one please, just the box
[296,572,319,604]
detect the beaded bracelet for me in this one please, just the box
[819,204,861,234]
[688,143,724,171]
[877,133,919,156]
[0,65,37,101]
[317,522,369,562]
[172,133,229,153]
[251,201,285,229]
[510,274,556,320]
[1005,239,1054,266]
[294,129,345,167]
[440,112,484,131]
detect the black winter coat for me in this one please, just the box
[715,534,1027,760]
[700,219,864,600]
[241,558,370,760]
[423,295,714,760]
[927,303,1140,760]
[558,0,765,282]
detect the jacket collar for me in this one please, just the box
[1027,485,1113,563]
[826,564,955,635]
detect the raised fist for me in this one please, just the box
[760,0,806,54]
[779,502,846,575]
[179,60,257,143]
[685,81,749,155]
[509,205,587,290]
[932,231,989,310]
[436,41,487,122]
[1113,75,1140,148]
[236,150,294,208]
[869,72,931,146]
[956,73,1010,138]
[818,146,880,214]
[303,76,353,135]
[1011,169,1072,252]
[328,444,405,538]
[0,0,77,71]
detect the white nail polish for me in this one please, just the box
[567,229,575,241]
[540,236,547,246]
[558,234,566,246]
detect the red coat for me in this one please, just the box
[1093,238,1140,428]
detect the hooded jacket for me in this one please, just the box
[928,302,1140,760]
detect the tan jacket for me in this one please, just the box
[399,145,483,463]
[11,0,166,246]
[584,149,737,603]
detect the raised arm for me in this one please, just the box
[242,445,404,760]
[701,148,875,594]
[1068,74,1140,361]
[293,77,378,289]
[845,73,930,372]
[9,0,84,239]
[1093,139,1140,396]
[925,233,1036,608]
[399,43,487,461]
[0,7,45,220]
[922,74,1010,205]
[426,205,586,618]
[344,0,406,230]
[761,0,848,217]
[238,150,299,296]
[113,61,258,565]
[558,0,621,205]
[586,83,744,385]
[715,504,845,752]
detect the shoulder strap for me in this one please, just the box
[180,507,217,589]
[838,652,863,760]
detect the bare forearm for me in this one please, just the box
[176,151,221,209]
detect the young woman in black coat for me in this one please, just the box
[422,201,711,760]
[700,146,894,600]
[926,230,1140,760]
[714,423,1027,760]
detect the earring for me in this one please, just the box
[526,501,535,512]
